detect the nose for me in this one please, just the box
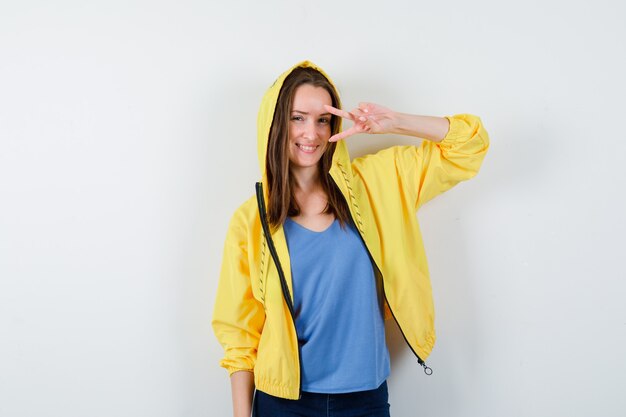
[302,119,318,140]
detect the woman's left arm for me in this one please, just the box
[388,112,449,143]
[325,103,489,209]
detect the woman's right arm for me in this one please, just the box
[231,370,255,417]
[212,207,265,416]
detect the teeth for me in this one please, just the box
[297,144,317,152]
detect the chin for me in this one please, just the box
[291,160,322,170]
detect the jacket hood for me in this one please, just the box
[256,60,350,200]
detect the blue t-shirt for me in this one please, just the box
[283,217,390,393]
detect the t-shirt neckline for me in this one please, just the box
[285,217,337,234]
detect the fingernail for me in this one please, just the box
[359,116,367,122]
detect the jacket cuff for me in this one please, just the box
[440,114,483,147]
[224,365,254,376]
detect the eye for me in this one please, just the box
[319,117,330,124]
[291,115,304,121]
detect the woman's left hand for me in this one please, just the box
[324,102,397,142]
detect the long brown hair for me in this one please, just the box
[265,67,351,230]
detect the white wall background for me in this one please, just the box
[1,1,624,416]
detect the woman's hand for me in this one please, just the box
[324,102,397,142]
[325,103,451,143]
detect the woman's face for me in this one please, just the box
[288,84,333,171]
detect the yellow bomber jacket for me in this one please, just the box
[211,61,490,400]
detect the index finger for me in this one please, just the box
[323,104,354,120]
[328,125,358,142]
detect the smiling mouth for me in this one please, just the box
[296,143,319,153]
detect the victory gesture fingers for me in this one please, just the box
[324,102,397,142]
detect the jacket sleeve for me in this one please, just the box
[395,113,489,210]
[211,210,265,375]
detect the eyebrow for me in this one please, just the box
[292,110,332,116]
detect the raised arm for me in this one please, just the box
[332,103,490,210]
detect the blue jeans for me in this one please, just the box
[252,381,391,417]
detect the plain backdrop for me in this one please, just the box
[1,1,625,416]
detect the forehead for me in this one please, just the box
[291,84,332,111]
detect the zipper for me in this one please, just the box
[330,176,434,376]
[255,182,303,399]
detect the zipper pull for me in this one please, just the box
[417,358,433,375]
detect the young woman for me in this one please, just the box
[212,61,490,417]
